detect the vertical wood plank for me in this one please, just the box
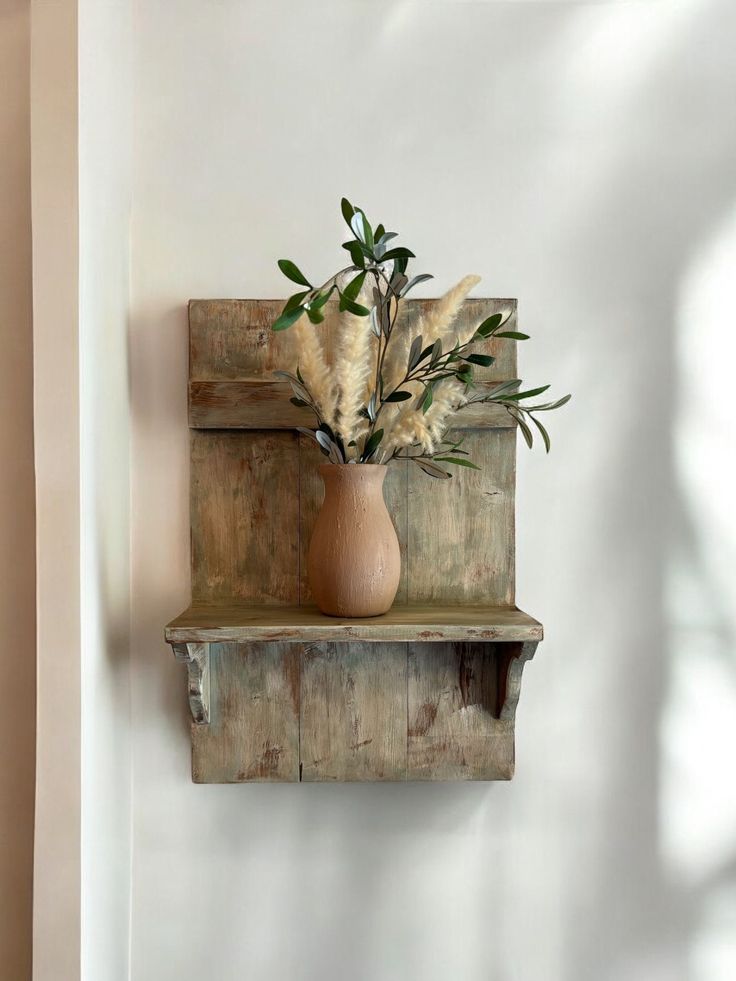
[190,430,300,603]
[300,643,407,781]
[407,642,515,780]
[407,428,515,605]
[191,642,300,782]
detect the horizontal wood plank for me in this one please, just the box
[165,603,543,644]
[189,379,517,430]
[189,297,518,383]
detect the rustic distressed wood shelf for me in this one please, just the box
[166,298,544,782]
[165,603,542,644]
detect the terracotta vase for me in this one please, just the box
[307,464,401,617]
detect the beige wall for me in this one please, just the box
[0,0,35,978]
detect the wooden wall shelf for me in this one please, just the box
[166,603,543,645]
[166,298,543,782]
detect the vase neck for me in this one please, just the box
[319,464,387,499]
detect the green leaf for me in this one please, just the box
[389,272,408,296]
[310,287,334,311]
[290,397,309,408]
[476,313,504,336]
[503,385,550,401]
[383,390,412,403]
[343,240,365,268]
[400,273,434,297]
[381,247,415,262]
[284,290,309,313]
[343,270,367,302]
[414,458,451,479]
[296,427,319,443]
[315,430,336,458]
[288,379,312,403]
[508,409,534,448]
[341,197,354,226]
[350,209,374,250]
[433,457,481,469]
[531,415,551,452]
[272,306,305,331]
[338,293,371,316]
[307,306,325,324]
[362,428,384,460]
[430,339,443,367]
[483,379,521,399]
[529,393,572,412]
[277,259,311,288]
[495,331,530,340]
[374,223,385,241]
[408,335,424,371]
[359,210,374,250]
[421,386,433,413]
[350,211,365,242]
[465,353,495,367]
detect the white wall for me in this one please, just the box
[78,0,133,977]
[129,2,736,979]
[0,1,35,976]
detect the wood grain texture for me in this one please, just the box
[407,428,516,605]
[190,430,300,603]
[300,643,407,781]
[189,379,516,430]
[165,603,543,645]
[407,643,515,780]
[191,642,300,783]
[188,297,516,382]
[167,296,543,783]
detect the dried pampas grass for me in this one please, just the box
[290,271,482,461]
[383,378,467,455]
[294,318,336,427]
[334,309,374,454]
[381,275,480,391]
[420,274,481,345]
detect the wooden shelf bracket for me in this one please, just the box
[171,642,210,725]
[499,641,538,722]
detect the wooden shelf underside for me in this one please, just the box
[165,603,543,645]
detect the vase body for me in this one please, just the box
[308,464,401,617]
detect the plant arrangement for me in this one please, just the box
[272,198,570,478]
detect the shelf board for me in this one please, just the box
[165,602,543,645]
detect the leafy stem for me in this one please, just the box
[271,197,570,474]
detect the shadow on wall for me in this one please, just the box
[128,0,736,979]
